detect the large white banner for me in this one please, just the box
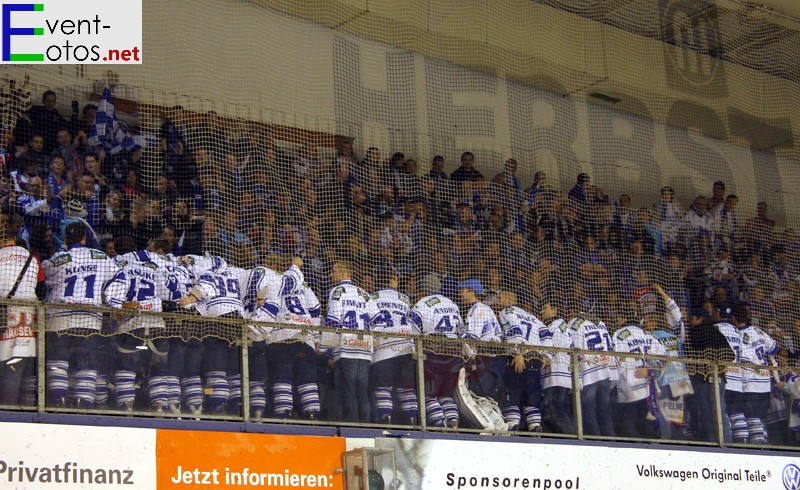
[376,438,800,490]
[0,422,156,489]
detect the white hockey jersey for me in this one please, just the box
[613,325,668,403]
[372,288,419,363]
[106,254,172,333]
[43,245,120,331]
[0,245,40,361]
[715,321,744,393]
[463,301,502,343]
[739,325,779,394]
[540,318,573,390]
[268,265,321,348]
[409,294,463,338]
[569,317,615,387]
[499,305,545,348]
[326,280,379,361]
[191,257,245,318]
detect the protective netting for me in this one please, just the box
[0,0,799,444]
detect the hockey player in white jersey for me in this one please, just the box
[178,254,245,414]
[713,304,745,443]
[459,279,505,407]
[538,299,575,434]
[370,268,420,425]
[105,236,173,412]
[43,222,120,408]
[612,302,668,439]
[568,302,616,437]
[255,257,322,420]
[236,258,284,420]
[163,255,204,414]
[325,260,379,423]
[735,302,780,444]
[497,291,547,432]
[409,275,465,428]
[223,258,279,419]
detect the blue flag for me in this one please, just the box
[88,85,143,155]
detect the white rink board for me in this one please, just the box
[376,438,800,490]
[0,422,156,489]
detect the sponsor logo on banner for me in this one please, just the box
[375,438,800,489]
[156,430,344,489]
[0,422,156,489]
[784,464,800,490]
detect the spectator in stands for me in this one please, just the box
[686,232,714,308]
[567,173,590,219]
[579,236,611,297]
[739,253,773,301]
[428,155,448,181]
[168,199,203,255]
[399,158,423,199]
[493,158,521,194]
[682,195,713,248]
[664,252,690,308]
[25,134,49,176]
[629,207,657,254]
[770,246,795,328]
[524,171,546,202]
[293,142,320,183]
[653,186,682,252]
[385,151,405,191]
[612,194,637,248]
[10,154,39,192]
[712,194,738,253]
[16,175,62,246]
[99,190,126,238]
[450,151,483,182]
[51,128,83,176]
[160,107,188,178]
[69,104,97,140]
[0,74,32,158]
[745,202,775,258]
[154,174,178,214]
[353,146,381,197]
[128,197,159,249]
[63,174,101,228]
[708,180,726,211]
[196,171,221,214]
[43,159,65,202]
[28,90,66,153]
[749,286,774,328]
[704,248,737,301]
[82,153,110,198]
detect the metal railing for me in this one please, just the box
[1,298,798,450]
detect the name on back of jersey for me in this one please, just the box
[376,300,406,311]
[65,264,97,275]
[126,266,160,282]
[342,299,366,309]
[434,306,459,315]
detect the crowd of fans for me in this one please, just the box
[1,78,800,445]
